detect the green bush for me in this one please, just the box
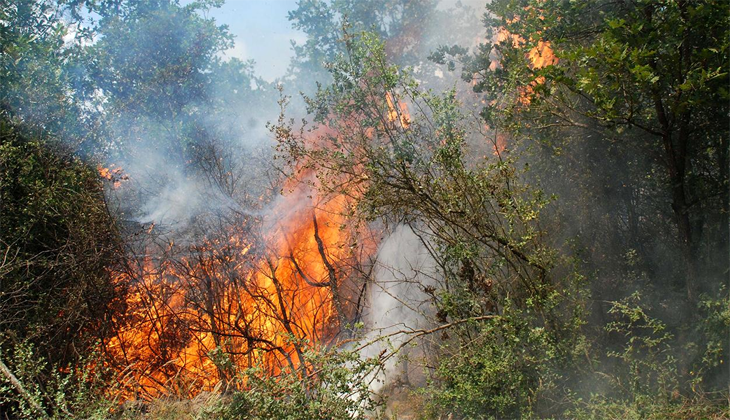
[568,292,730,420]
[222,346,382,420]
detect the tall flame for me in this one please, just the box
[105,70,410,402]
[106,172,372,399]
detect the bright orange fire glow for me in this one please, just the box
[106,173,372,399]
[386,92,411,129]
[98,164,127,188]
[104,68,410,402]
[495,27,525,49]
[517,40,557,105]
[527,40,557,69]
[483,8,558,155]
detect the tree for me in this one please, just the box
[0,0,93,142]
[84,0,233,159]
[428,1,729,415]
[0,0,125,370]
[286,0,481,96]
[447,0,729,302]
[273,30,586,418]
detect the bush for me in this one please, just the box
[0,119,124,417]
[568,292,730,420]
[222,346,382,420]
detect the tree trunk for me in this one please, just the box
[654,98,696,302]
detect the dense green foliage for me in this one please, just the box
[434,0,729,302]
[460,0,729,302]
[0,122,122,359]
[0,122,123,417]
[86,0,234,157]
[426,0,729,417]
[0,0,88,137]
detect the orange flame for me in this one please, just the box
[486,7,558,160]
[106,168,372,399]
[105,75,414,402]
[98,164,127,188]
[386,92,411,129]
[527,40,557,69]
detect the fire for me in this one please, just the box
[98,164,127,188]
[493,27,556,73]
[104,83,403,401]
[105,169,371,399]
[516,39,557,105]
[527,40,557,69]
[482,6,558,159]
[386,92,411,129]
[495,27,525,49]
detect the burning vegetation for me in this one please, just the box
[98,165,128,189]
[105,169,375,399]
[0,1,728,419]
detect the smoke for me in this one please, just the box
[101,81,281,237]
[92,0,485,238]
[87,0,484,393]
[5,0,728,413]
[360,224,438,392]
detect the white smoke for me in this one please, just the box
[360,223,438,392]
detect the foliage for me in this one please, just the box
[0,0,92,140]
[221,346,382,420]
[428,3,729,415]
[694,288,730,388]
[0,120,123,367]
[84,0,235,157]
[604,294,680,399]
[0,338,117,419]
[423,300,588,419]
[1,0,728,418]
[286,0,481,96]
[436,0,729,301]
[567,292,730,420]
[273,30,588,419]
[110,344,382,420]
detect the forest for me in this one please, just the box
[0,0,728,418]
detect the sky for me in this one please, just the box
[206,0,488,82]
[205,0,305,81]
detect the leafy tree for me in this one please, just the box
[442,0,729,303]
[0,119,125,418]
[84,0,234,159]
[428,1,729,416]
[273,30,587,419]
[0,120,123,364]
[0,2,128,416]
[83,0,276,224]
[0,0,93,141]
